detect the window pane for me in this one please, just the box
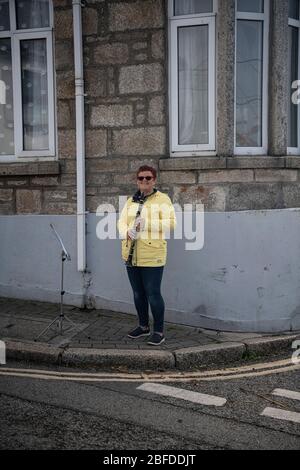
[288,26,299,148]
[16,0,50,29]
[0,0,10,31]
[174,0,213,16]
[0,38,14,156]
[236,20,263,147]
[21,39,49,151]
[237,0,264,13]
[178,25,208,145]
[289,0,300,20]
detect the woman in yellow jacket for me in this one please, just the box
[118,165,176,345]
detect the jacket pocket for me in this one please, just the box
[121,239,130,260]
[140,238,166,249]
[138,239,167,264]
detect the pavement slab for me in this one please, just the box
[0,296,299,371]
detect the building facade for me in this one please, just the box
[0,0,300,331]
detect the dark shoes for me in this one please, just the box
[147,333,165,346]
[127,327,165,345]
[127,326,150,339]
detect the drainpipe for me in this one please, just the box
[72,0,86,272]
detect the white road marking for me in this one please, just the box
[137,383,227,406]
[261,407,300,424]
[272,388,300,402]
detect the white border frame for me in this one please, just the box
[234,0,270,155]
[0,0,56,161]
[287,1,300,156]
[168,0,217,156]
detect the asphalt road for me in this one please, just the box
[0,360,299,450]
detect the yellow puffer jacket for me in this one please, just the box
[118,190,176,267]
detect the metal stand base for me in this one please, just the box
[35,251,90,342]
[35,313,77,341]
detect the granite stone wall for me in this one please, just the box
[0,0,299,215]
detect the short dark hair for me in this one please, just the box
[136,165,157,179]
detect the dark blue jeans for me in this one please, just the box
[126,266,165,334]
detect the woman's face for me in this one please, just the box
[137,171,156,195]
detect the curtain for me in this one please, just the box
[289,0,299,19]
[288,26,299,148]
[178,25,209,145]
[21,38,49,151]
[237,0,264,13]
[16,0,50,150]
[175,0,213,16]
[0,38,14,155]
[236,20,263,147]
[16,0,50,29]
[0,0,10,31]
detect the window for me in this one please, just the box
[234,0,269,155]
[288,0,300,155]
[0,0,55,161]
[168,0,217,155]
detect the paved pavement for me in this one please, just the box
[0,297,299,371]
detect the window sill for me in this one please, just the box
[159,156,300,171]
[0,161,61,176]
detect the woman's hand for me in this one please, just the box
[135,217,145,232]
[127,228,137,240]
[127,217,145,240]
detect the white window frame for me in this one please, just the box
[287,1,300,156]
[0,0,56,162]
[234,0,270,155]
[168,0,217,157]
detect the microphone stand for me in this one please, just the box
[35,224,79,341]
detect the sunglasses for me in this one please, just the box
[137,176,153,181]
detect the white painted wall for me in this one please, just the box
[1,209,300,332]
